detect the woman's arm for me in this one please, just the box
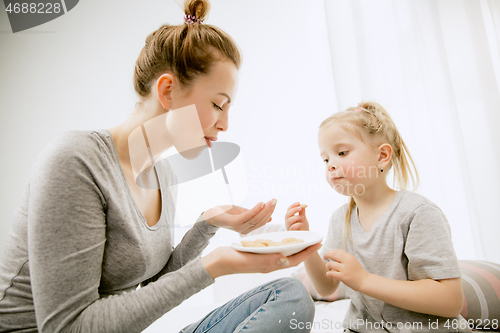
[141,216,218,286]
[28,135,216,333]
[325,249,464,318]
[200,243,323,279]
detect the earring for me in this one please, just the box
[381,168,384,172]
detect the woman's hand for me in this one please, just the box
[201,243,323,279]
[202,199,277,235]
[285,202,309,231]
[324,249,369,292]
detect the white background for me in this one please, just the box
[1,1,499,269]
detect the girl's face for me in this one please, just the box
[169,60,239,150]
[318,122,383,196]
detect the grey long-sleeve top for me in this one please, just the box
[0,129,219,332]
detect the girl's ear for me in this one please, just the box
[378,143,393,168]
[156,73,175,110]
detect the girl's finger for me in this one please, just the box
[286,202,300,211]
[284,205,303,220]
[285,215,304,229]
[326,270,340,280]
[326,261,341,272]
[289,222,303,231]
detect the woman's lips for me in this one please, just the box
[204,137,212,148]
[204,136,217,148]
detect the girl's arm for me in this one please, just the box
[284,202,339,297]
[325,249,464,318]
[304,251,340,297]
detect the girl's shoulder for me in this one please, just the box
[397,190,443,214]
[329,202,351,225]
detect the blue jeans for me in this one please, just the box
[180,277,315,333]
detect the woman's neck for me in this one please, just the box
[108,106,172,176]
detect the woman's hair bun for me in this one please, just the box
[183,0,210,22]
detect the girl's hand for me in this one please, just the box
[324,249,370,292]
[202,199,277,235]
[285,202,309,231]
[202,243,323,278]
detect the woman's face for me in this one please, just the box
[166,60,239,156]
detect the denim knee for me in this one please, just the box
[275,277,315,323]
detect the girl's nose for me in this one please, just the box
[328,163,337,172]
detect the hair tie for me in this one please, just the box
[354,108,362,112]
[184,14,203,24]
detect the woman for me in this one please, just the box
[0,1,319,332]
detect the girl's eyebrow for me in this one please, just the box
[320,142,350,155]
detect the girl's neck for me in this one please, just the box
[353,183,398,215]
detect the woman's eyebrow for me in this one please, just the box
[218,92,231,104]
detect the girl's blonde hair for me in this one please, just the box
[133,0,242,100]
[319,101,420,248]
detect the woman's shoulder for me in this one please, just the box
[33,129,109,174]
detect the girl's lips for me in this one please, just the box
[331,177,344,182]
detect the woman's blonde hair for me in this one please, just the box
[133,0,242,100]
[319,101,420,248]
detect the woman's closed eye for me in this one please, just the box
[212,102,223,111]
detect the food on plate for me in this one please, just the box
[241,237,305,248]
[241,240,266,247]
[254,239,274,246]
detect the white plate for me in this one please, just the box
[231,231,323,256]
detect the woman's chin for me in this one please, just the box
[178,145,208,159]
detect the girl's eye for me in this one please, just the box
[213,103,223,111]
[339,151,348,156]
[323,159,329,163]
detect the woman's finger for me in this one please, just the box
[234,201,265,224]
[286,243,322,267]
[248,199,276,224]
[252,203,276,228]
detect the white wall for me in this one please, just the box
[0,0,495,265]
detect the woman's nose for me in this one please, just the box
[216,112,229,132]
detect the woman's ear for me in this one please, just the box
[378,143,393,168]
[156,73,175,110]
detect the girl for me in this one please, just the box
[285,101,470,332]
[0,1,319,332]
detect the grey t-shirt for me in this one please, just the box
[320,190,471,333]
[0,129,219,332]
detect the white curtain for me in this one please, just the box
[322,0,500,262]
